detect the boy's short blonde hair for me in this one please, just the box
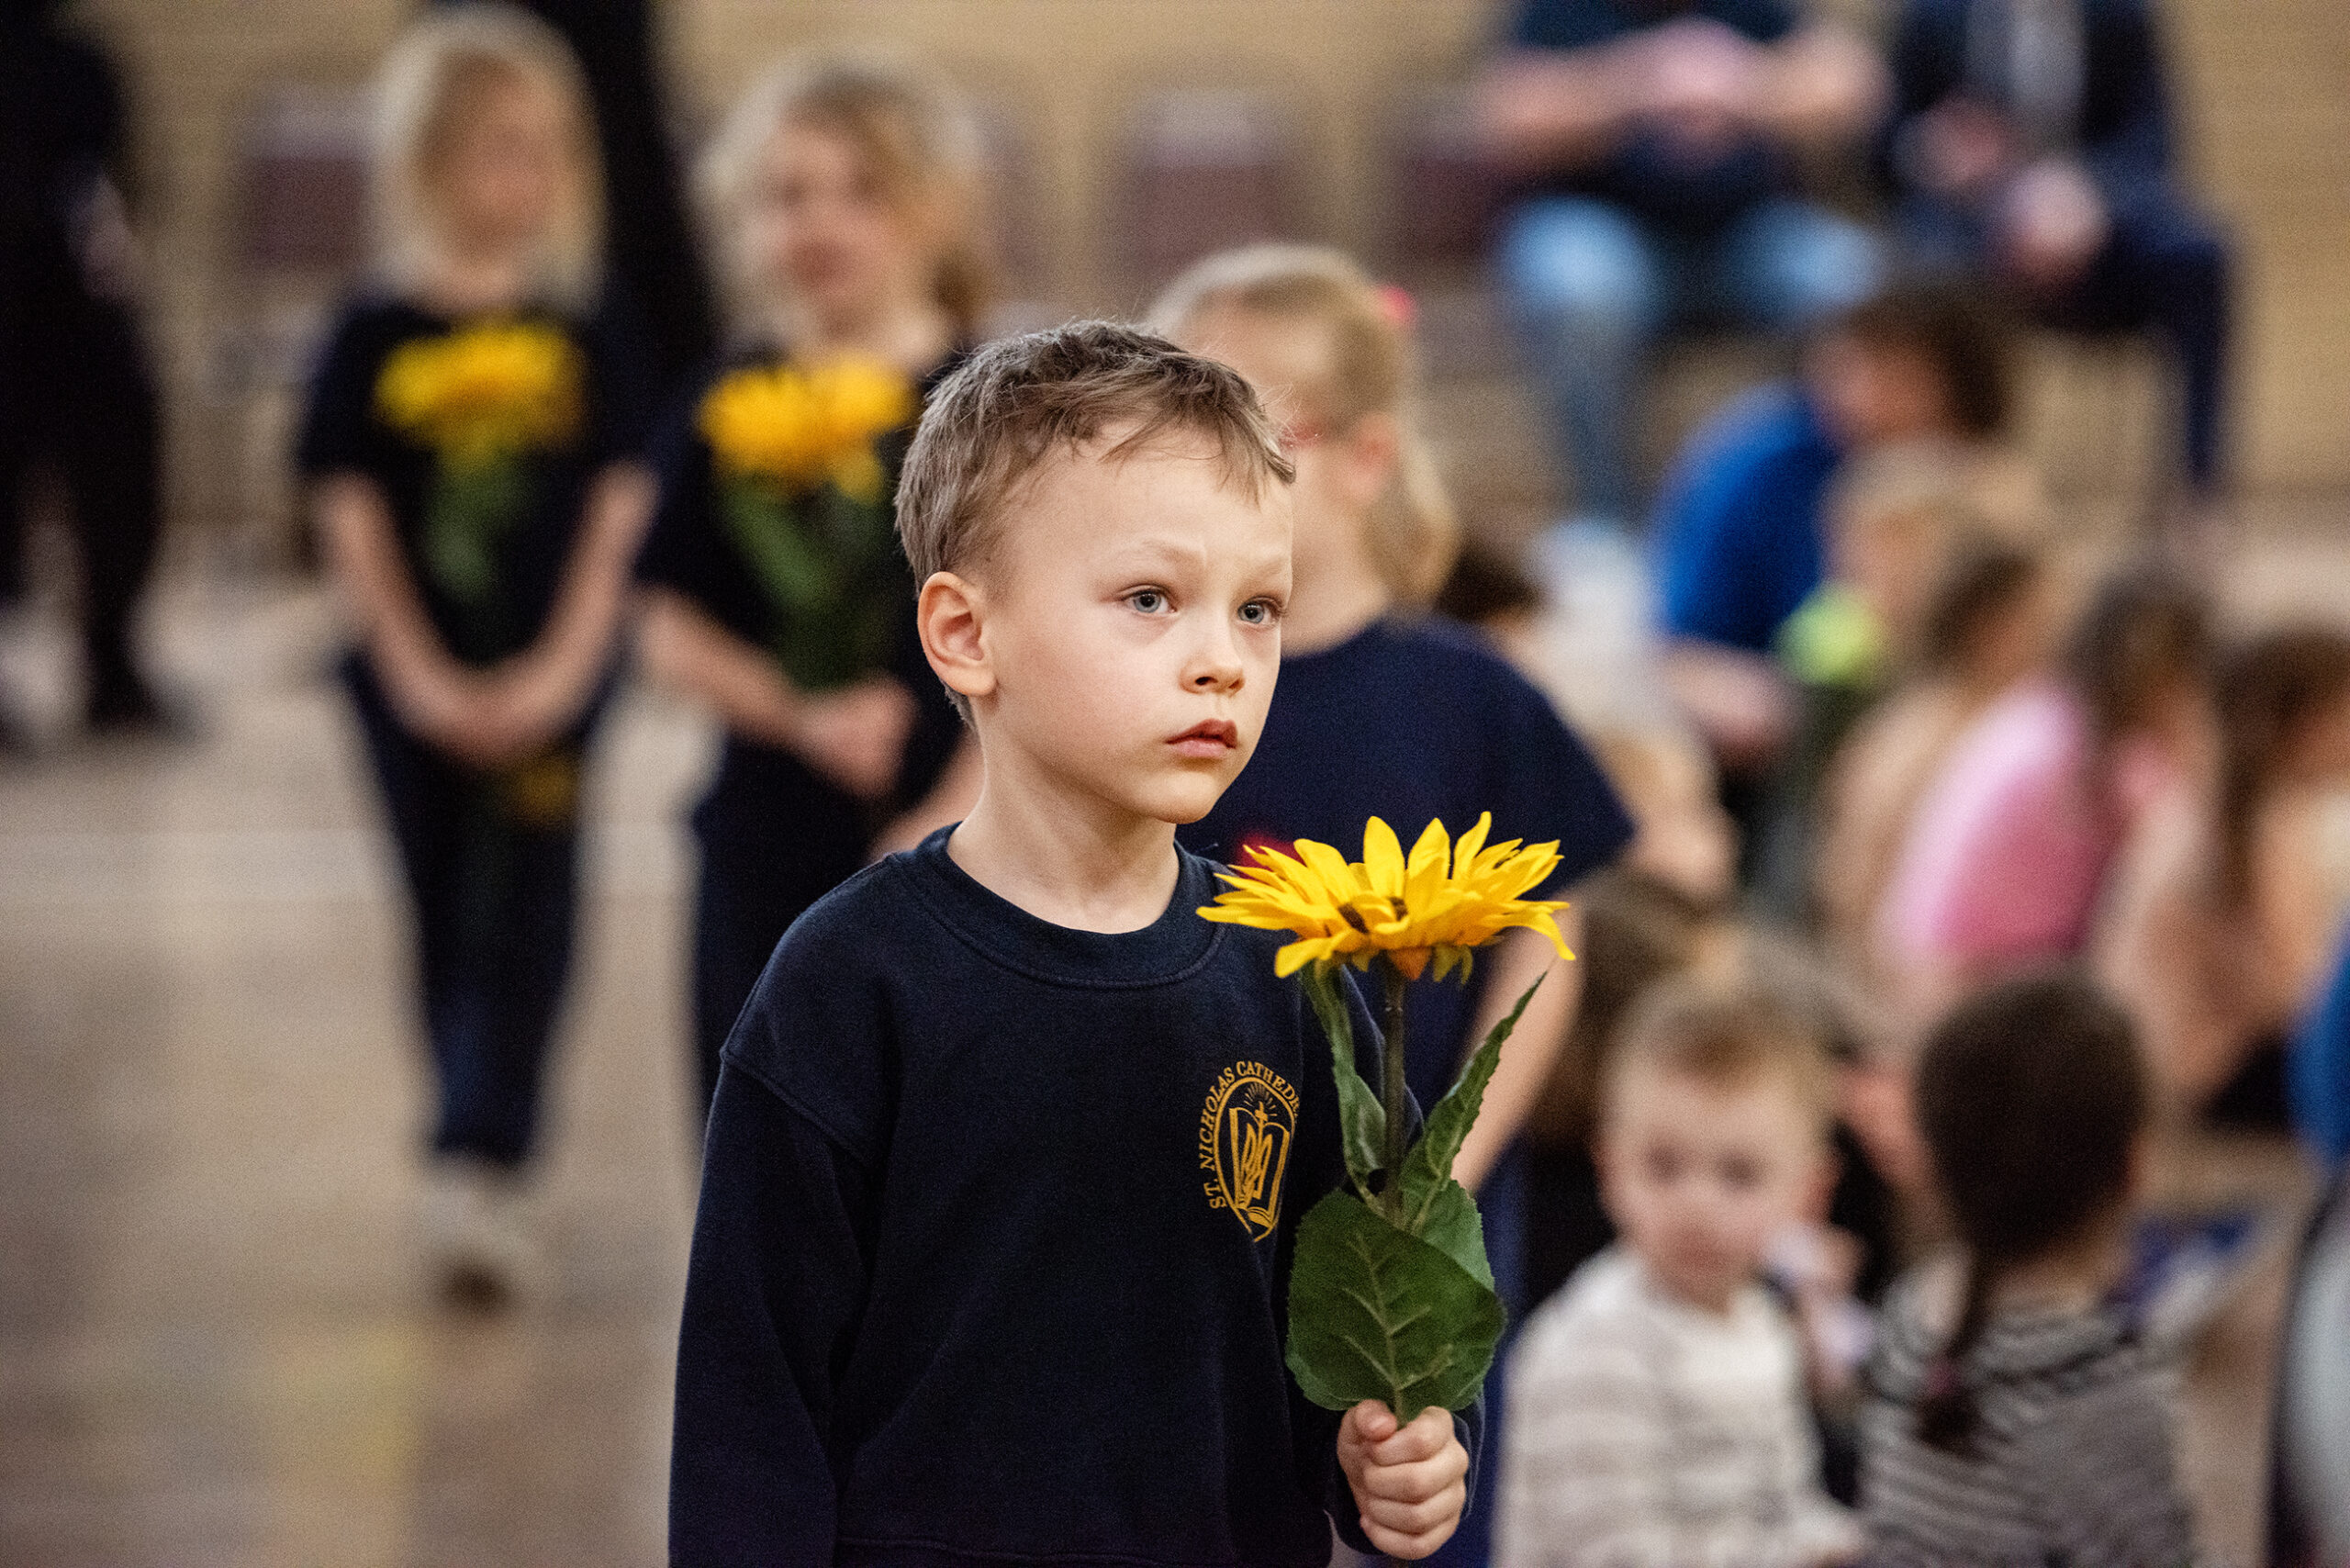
[1604,973,1838,1137]
[369,3,603,312]
[897,319,1293,588]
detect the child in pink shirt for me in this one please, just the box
[1875,564,2210,1034]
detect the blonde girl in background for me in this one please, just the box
[295,4,655,1302]
[1152,243,1635,1568]
[632,53,985,1118]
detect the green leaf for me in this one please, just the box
[1395,974,1544,1238]
[1304,963,1383,1199]
[1410,1173,1494,1291]
[1285,1190,1505,1424]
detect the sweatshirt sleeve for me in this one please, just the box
[669,1060,881,1568]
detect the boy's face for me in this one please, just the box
[1598,1064,1830,1315]
[964,432,1292,827]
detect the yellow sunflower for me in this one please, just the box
[375,320,584,469]
[1199,813,1572,981]
[699,356,914,502]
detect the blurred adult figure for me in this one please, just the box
[2296,935,2350,1172]
[0,0,168,732]
[1476,0,1887,532]
[1882,0,2231,506]
[1649,285,2021,871]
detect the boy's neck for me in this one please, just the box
[1280,540,1391,655]
[946,758,1181,935]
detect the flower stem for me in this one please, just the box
[1380,960,1410,1221]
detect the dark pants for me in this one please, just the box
[1905,189,2232,491]
[688,842,831,1117]
[687,741,872,1122]
[344,655,582,1168]
[0,279,161,710]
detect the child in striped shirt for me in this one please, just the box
[1499,976,1863,1568]
[1860,971,2196,1568]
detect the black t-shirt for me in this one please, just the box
[1505,0,1800,232]
[670,832,1396,1565]
[635,349,963,857]
[295,297,652,666]
[1181,617,1633,1116]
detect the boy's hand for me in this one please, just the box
[1335,1400,1468,1561]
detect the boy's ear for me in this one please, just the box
[917,570,995,703]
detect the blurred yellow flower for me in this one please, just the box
[699,357,914,502]
[375,321,584,469]
[1200,813,1572,981]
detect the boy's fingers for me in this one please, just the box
[1368,1406,1454,1465]
[1347,1399,1398,1444]
[1362,1483,1462,1534]
[1360,1486,1464,1559]
[1358,1443,1470,1502]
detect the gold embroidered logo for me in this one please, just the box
[1199,1060,1298,1242]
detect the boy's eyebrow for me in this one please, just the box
[1095,535,1213,572]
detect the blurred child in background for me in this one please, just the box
[1153,243,1634,1567]
[1815,536,2051,981]
[1874,561,2210,1036]
[1500,976,1863,1568]
[633,53,980,1118]
[2098,627,2350,1122]
[1758,444,2045,918]
[1441,544,1737,912]
[1861,970,2196,1568]
[297,4,654,1300]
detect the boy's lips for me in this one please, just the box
[1169,720,1239,757]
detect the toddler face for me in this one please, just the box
[1599,1064,1828,1315]
[970,432,1292,827]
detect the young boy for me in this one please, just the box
[668,322,1472,1565]
[1498,976,1863,1568]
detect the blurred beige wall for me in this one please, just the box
[62,0,2350,557]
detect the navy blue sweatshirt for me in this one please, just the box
[670,830,1399,1565]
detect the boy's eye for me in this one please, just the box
[1718,1155,1762,1192]
[1126,589,1169,615]
[1237,598,1281,627]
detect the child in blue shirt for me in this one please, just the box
[1153,244,1634,1567]
[670,322,1473,1563]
